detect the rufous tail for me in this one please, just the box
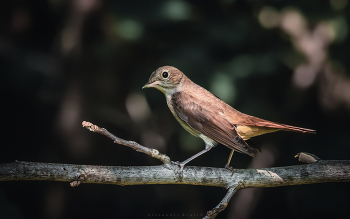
[279,124,316,134]
[254,120,316,134]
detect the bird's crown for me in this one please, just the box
[143,66,184,90]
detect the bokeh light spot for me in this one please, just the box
[229,55,254,78]
[330,0,348,10]
[328,17,348,42]
[162,0,191,21]
[125,93,150,123]
[258,7,280,29]
[116,19,143,40]
[210,73,236,104]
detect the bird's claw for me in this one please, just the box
[225,164,234,177]
[171,161,181,165]
[171,161,184,180]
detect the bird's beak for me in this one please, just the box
[142,81,157,89]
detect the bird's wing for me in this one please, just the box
[171,92,260,157]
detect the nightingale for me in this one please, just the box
[143,66,315,174]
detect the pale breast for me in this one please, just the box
[166,94,201,137]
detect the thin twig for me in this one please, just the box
[204,182,244,219]
[82,121,171,164]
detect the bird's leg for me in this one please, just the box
[225,149,234,173]
[172,145,213,177]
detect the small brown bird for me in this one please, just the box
[143,66,315,174]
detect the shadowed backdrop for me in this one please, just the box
[1,0,350,218]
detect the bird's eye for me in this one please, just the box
[162,71,169,78]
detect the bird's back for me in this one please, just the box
[185,78,315,140]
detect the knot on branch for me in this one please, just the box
[238,181,245,189]
[207,203,227,217]
[82,121,98,132]
[70,174,85,187]
[151,149,159,157]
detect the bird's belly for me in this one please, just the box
[177,117,201,137]
[236,125,280,140]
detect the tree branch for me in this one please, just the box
[1,122,349,219]
[1,160,349,187]
[1,160,349,218]
[205,182,243,219]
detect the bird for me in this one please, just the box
[142,66,316,175]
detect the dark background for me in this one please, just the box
[1,0,350,218]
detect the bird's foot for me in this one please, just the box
[225,164,234,177]
[171,161,185,180]
[171,161,180,165]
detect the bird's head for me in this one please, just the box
[142,66,184,94]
